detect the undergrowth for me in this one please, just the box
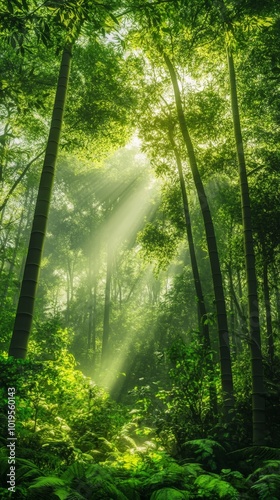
[1,353,280,499]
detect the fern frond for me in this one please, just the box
[183,439,226,472]
[247,460,280,483]
[29,476,66,490]
[194,474,239,499]
[228,447,280,474]
[220,469,246,491]
[89,480,129,500]
[182,462,204,477]
[53,487,73,500]
[150,487,190,499]
[84,463,116,481]
[143,462,187,493]
[13,458,42,482]
[61,462,87,482]
[250,473,280,500]
[116,478,142,500]
[62,491,86,500]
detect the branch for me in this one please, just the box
[0,150,45,213]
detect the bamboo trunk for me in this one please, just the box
[227,48,266,445]
[9,47,72,359]
[164,53,234,413]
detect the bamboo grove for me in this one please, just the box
[1,0,280,498]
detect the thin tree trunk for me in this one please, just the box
[9,47,72,359]
[0,150,45,213]
[0,217,13,278]
[92,281,97,353]
[168,125,210,346]
[164,52,234,413]
[227,264,247,328]
[65,255,74,323]
[88,287,93,351]
[227,48,266,445]
[262,258,274,364]
[0,121,12,184]
[87,275,97,353]
[101,244,113,365]
[15,186,37,306]
[272,262,280,328]
[168,126,218,412]
[1,208,25,303]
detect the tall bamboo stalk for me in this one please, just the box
[9,47,72,359]
[164,52,234,413]
[168,125,218,412]
[227,48,266,444]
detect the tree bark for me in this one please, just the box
[164,53,234,413]
[9,47,72,359]
[262,258,274,364]
[168,125,210,346]
[227,48,266,445]
[168,126,218,412]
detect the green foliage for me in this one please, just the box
[247,459,280,484]
[182,439,227,472]
[154,340,219,447]
[150,488,190,499]
[138,220,180,272]
[219,469,247,492]
[228,446,280,475]
[1,1,280,499]
[250,473,280,499]
[29,462,129,500]
[153,270,204,347]
[2,348,280,500]
[65,40,137,155]
[194,474,239,499]
[143,461,189,492]
[0,349,128,471]
[0,451,43,497]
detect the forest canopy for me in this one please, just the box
[1,0,280,498]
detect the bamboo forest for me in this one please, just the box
[1,0,280,498]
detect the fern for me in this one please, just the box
[150,487,190,499]
[181,462,205,477]
[220,468,247,492]
[182,439,227,472]
[143,462,187,489]
[228,446,280,474]
[0,454,42,493]
[250,473,280,500]
[29,462,129,500]
[65,493,89,500]
[194,474,239,499]
[61,462,87,482]
[116,478,142,500]
[29,476,67,489]
[139,459,206,497]
[247,460,280,483]
[12,457,42,482]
